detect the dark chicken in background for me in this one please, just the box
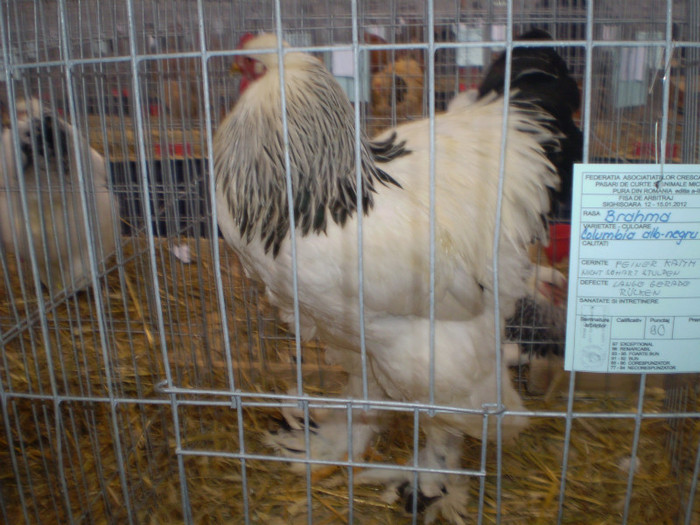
[477,30,578,382]
[478,28,583,220]
[478,28,580,362]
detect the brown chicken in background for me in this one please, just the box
[146,31,205,121]
[365,29,427,136]
[365,31,392,73]
[152,58,201,121]
[369,56,425,134]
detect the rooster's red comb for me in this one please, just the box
[236,32,256,49]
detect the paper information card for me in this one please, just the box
[565,164,700,373]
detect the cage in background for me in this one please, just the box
[1,1,699,524]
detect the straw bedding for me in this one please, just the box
[1,237,697,524]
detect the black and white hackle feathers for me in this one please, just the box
[214,32,568,524]
[215,46,405,257]
[0,99,119,295]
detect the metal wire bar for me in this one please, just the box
[492,2,514,519]
[5,386,700,419]
[57,2,135,521]
[1,3,77,522]
[426,0,437,413]
[686,436,700,525]
[122,1,192,522]
[269,5,313,522]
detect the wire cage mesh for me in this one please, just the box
[0,1,699,524]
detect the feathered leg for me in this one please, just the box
[265,349,385,473]
[356,424,469,525]
[406,424,469,525]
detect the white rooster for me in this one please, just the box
[215,33,569,523]
[0,99,119,296]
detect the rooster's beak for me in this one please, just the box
[230,61,242,76]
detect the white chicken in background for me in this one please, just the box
[214,33,572,523]
[0,99,119,296]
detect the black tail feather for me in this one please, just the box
[369,131,411,163]
[478,29,583,219]
[506,296,566,358]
